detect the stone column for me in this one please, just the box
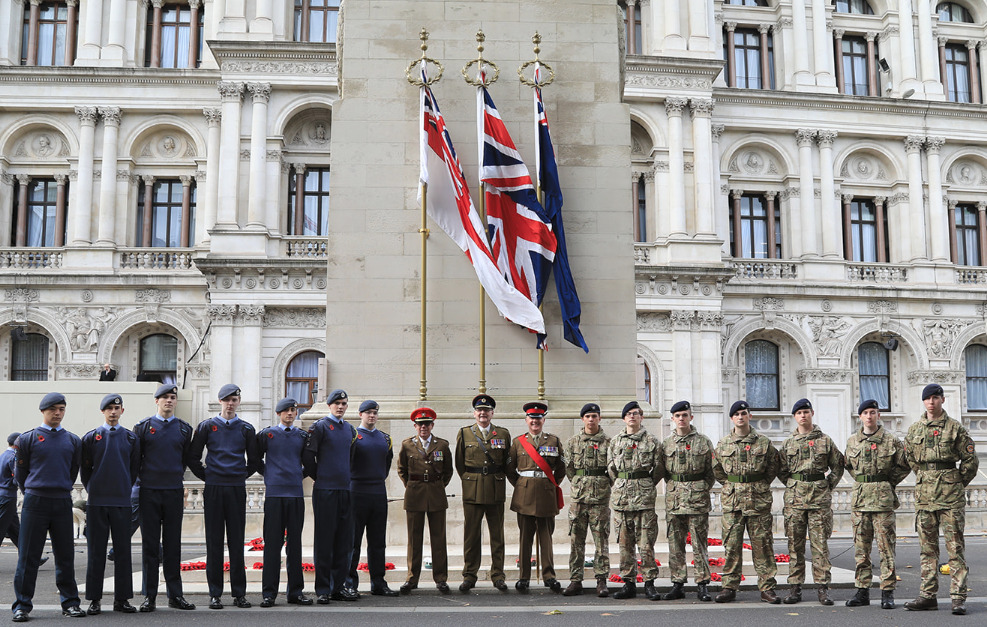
[874,196,887,262]
[96,107,120,245]
[202,107,222,244]
[642,169,655,242]
[252,0,273,34]
[978,201,987,265]
[979,42,987,104]
[246,82,271,229]
[898,0,919,84]
[300,0,310,41]
[712,124,728,253]
[149,0,164,68]
[15,175,29,247]
[141,175,154,246]
[690,98,715,236]
[724,22,736,87]
[817,130,839,258]
[916,0,939,90]
[791,0,812,84]
[631,173,640,241]
[216,81,244,228]
[25,0,40,65]
[179,174,192,247]
[938,37,948,94]
[293,164,306,235]
[905,135,926,261]
[64,0,77,65]
[796,128,818,257]
[968,40,981,104]
[208,306,235,403]
[664,0,683,50]
[53,174,67,247]
[105,0,126,55]
[842,193,853,259]
[866,32,879,96]
[948,198,959,263]
[925,136,948,261]
[811,0,834,87]
[777,17,796,89]
[834,29,845,93]
[626,0,637,55]
[765,190,777,258]
[687,0,709,52]
[81,0,103,59]
[73,106,98,245]
[666,97,687,236]
[759,24,772,89]
[730,189,742,256]
[653,160,669,238]
[238,305,265,426]
[647,0,663,55]
[188,0,201,67]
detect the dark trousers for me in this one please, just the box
[517,514,556,582]
[462,502,506,583]
[13,495,79,613]
[86,505,133,601]
[347,493,388,590]
[204,484,247,598]
[312,488,353,596]
[0,495,19,548]
[405,510,448,585]
[140,487,184,600]
[262,496,305,600]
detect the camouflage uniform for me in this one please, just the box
[777,426,845,586]
[564,429,612,581]
[904,411,979,601]
[658,427,715,585]
[607,428,663,582]
[844,426,910,590]
[713,428,780,591]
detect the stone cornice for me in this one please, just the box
[0,66,220,86]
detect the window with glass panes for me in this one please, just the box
[136,179,195,247]
[858,342,890,411]
[294,0,339,43]
[745,340,779,411]
[11,333,49,381]
[730,194,778,258]
[732,28,763,88]
[620,2,642,55]
[841,36,870,95]
[835,0,874,14]
[848,199,883,262]
[724,0,768,5]
[139,334,177,385]
[636,173,646,242]
[938,2,974,22]
[21,2,74,66]
[955,204,980,266]
[10,178,63,247]
[286,351,323,413]
[145,3,203,68]
[965,344,987,410]
[945,44,972,103]
[288,167,330,236]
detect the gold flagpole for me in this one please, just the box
[406,28,443,402]
[464,30,499,395]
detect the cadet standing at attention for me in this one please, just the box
[903,383,978,615]
[844,399,910,610]
[0,433,23,553]
[657,400,715,603]
[455,395,511,592]
[397,407,453,593]
[506,402,566,593]
[607,401,663,601]
[712,400,781,604]
[562,402,612,598]
[777,398,845,605]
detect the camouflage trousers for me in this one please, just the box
[721,510,777,591]
[784,507,833,586]
[916,508,968,600]
[850,510,897,590]
[667,513,711,585]
[614,509,658,581]
[568,501,611,581]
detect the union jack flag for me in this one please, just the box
[479,87,557,330]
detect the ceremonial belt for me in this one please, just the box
[918,461,956,470]
[465,465,503,475]
[517,437,564,509]
[519,470,547,478]
[726,473,765,483]
[574,468,608,477]
[410,473,441,482]
[668,473,705,482]
[855,474,889,483]
[616,470,651,480]
[790,473,825,482]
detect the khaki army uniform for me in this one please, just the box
[506,432,567,582]
[904,411,979,601]
[659,427,715,585]
[397,435,454,586]
[607,428,663,582]
[563,429,612,582]
[713,428,780,591]
[777,426,845,587]
[455,423,511,584]
[844,426,910,590]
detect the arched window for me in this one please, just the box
[834,0,874,14]
[965,344,987,410]
[11,332,48,381]
[286,351,323,413]
[745,340,779,410]
[858,342,890,411]
[139,334,177,384]
[938,2,974,22]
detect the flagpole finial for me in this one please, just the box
[462,29,499,87]
[518,32,554,88]
[406,26,443,86]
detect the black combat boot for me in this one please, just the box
[783,584,801,604]
[845,587,870,607]
[612,580,636,599]
[697,583,712,602]
[881,590,894,609]
[643,580,660,601]
[662,582,685,601]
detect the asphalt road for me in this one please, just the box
[2,535,985,626]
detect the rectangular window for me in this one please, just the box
[859,342,890,411]
[730,194,778,258]
[11,333,49,381]
[965,345,987,410]
[636,174,647,242]
[945,44,972,103]
[845,198,888,262]
[745,340,780,411]
[21,2,75,66]
[10,178,64,248]
[145,2,203,68]
[294,0,340,43]
[733,29,762,89]
[287,167,330,236]
[842,36,870,95]
[136,179,195,247]
[955,203,980,266]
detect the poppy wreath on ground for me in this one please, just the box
[635,559,662,567]
[774,554,791,563]
[709,573,746,582]
[302,563,315,572]
[608,573,623,582]
[247,537,264,551]
[252,562,264,570]
[179,561,206,571]
[223,562,230,572]
[357,562,369,571]
[688,534,723,547]
[692,557,726,567]
[742,543,753,550]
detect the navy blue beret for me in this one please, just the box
[922,383,944,400]
[858,399,880,414]
[100,394,123,411]
[580,403,601,417]
[218,383,241,400]
[154,384,178,399]
[791,398,812,414]
[359,400,379,413]
[327,389,348,405]
[39,392,66,411]
[729,400,749,417]
[670,400,691,414]
[275,398,297,413]
[472,394,496,409]
[622,401,641,417]
[7,432,20,447]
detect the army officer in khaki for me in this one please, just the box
[397,407,453,594]
[455,395,511,592]
[506,402,567,592]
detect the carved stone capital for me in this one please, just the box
[15,174,30,185]
[141,174,155,185]
[98,106,122,127]
[203,107,222,126]
[180,174,193,186]
[777,17,793,28]
[194,170,207,182]
[711,124,725,140]
[724,21,738,32]
[75,106,99,126]
[689,98,714,117]
[247,82,272,103]
[730,189,743,200]
[842,193,855,203]
[925,136,945,154]
[294,163,307,175]
[53,173,67,185]
[665,97,688,116]
[764,190,778,200]
[865,31,877,42]
[795,128,816,147]
[758,23,772,34]
[904,135,925,153]
[939,36,949,46]
[816,130,838,147]
[187,0,200,7]
[833,28,845,39]
[217,81,245,102]
[968,39,979,50]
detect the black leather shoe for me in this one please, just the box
[208,597,223,610]
[331,588,359,602]
[545,579,562,592]
[881,590,895,610]
[168,597,195,610]
[106,549,114,562]
[904,596,938,611]
[61,607,85,618]
[846,587,870,607]
[371,586,399,597]
[436,582,450,592]
[399,582,416,594]
[458,580,474,592]
[260,598,275,608]
[342,586,361,599]
[663,582,685,601]
[138,598,155,613]
[39,557,49,566]
[287,596,313,605]
[86,602,100,616]
[112,601,136,613]
[715,588,736,603]
[515,579,529,592]
[697,583,712,602]
[613,581,636,599]
[644,580,660,601]
[11,610,28,622]
[316,594,331,605]
[493,580,508,591]
[232,597,251,609]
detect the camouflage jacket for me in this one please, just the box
[713,428,779,515]
[844,426,910,512]
[564,429,612,505]
[658,427,714,515]
[777,425,845,510]
[905,411,979,511]
[607,428,663,511]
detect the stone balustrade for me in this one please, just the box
[0,248,63,269]
[283,237,328,258]
[119,248,195,270]
[731,259,800,280]
[845,262,909,283]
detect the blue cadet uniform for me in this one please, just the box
[81,393,141,613]
[257,398,313,607]
[0,433,21,550]
[302,389,358,602]
[12,393,84,621]
[188,383,260,608]
[134,383,195,611]
[346,400,396,596]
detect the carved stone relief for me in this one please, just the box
[285,111,333,150]
[48,307,117,352]
[807,316,853,356]
[10,131,70,161]
[135,131,197,161]
[947,160,985,187]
